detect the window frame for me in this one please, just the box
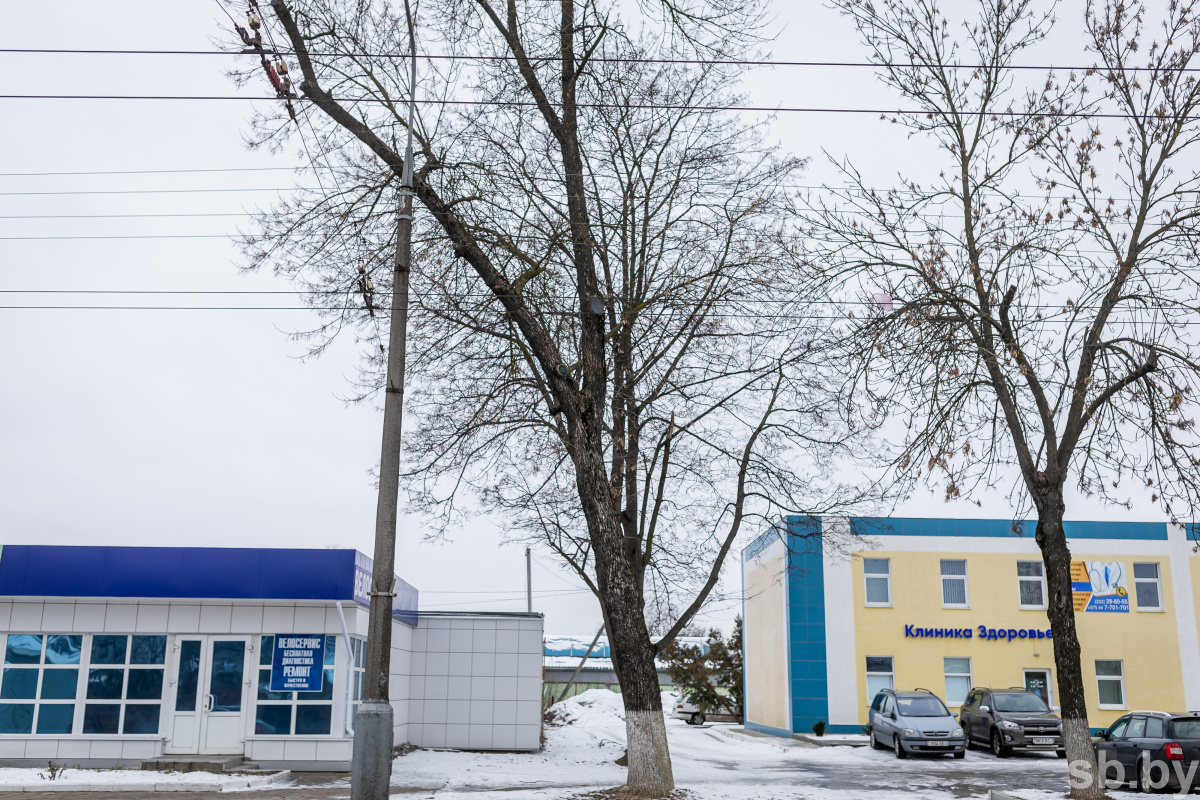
[1,633,167,737]
[1133,563,1164,612]
[1096,660,1127,710]
[863,558,892,607]
[943,657,972,708]
[940,559,970,609]
[1017,560,1048,610]
[865,655,895,705]
[253,634,338,737]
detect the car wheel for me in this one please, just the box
[894,736,907,759]
[870,728,883,750]
[688,713,699,725]
[695,713,706,726]
[1056,750,1067,759]
[991,730,1010,758]
[1139,757,1159,793]
[953,750,965,759]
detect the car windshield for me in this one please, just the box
[992,693,1050,713]
[1173,720,1200,739]
[896,696,949,717]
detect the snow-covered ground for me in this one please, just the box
[389,689,1072,799]
[0,766,285,791]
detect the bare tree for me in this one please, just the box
[801,0,1200,795]
[227,0,878,794]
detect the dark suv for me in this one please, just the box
[958,687,1064,757]
[1093,711,1200,792]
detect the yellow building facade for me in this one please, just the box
[741,517,1200,737]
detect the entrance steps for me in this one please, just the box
[140,755,245,773]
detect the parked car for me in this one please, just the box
[959,687,1064,758]
[1093,711,1200,792]
[670,693,706,725]
[868,688,966,758]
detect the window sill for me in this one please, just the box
[1135,608,1165,613]
[1097,705,1127,711]
[1018,605,1048,612]
[941,606,971,610]
[864,603,893,609]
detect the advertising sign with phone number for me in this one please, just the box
[1071,561,1129,612]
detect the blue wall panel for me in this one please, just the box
[848,517,1167,540]
[786,515,829,736]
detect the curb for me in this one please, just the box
[791,733,868,748]
[0,770,290,792]
[987,792,1018,800]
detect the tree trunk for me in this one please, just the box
[1034,494,1105,799]
[571,426,673,797]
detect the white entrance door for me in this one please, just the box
[166,636,252,755]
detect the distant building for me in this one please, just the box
[741,517,1200,736]
[542,634,709,701]
[0,545,543,769]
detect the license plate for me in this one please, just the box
[1033,737,1054,745]
[926,740,948,747]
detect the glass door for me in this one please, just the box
[1024,669,1052,705]
[199,638,251,754]
[165,638,204,753]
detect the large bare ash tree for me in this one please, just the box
[802,0,1200,795]
[228,0,876,794]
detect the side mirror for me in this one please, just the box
[1052,705,1061,713]
[980,705,990,714]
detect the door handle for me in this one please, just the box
[204,693,215,712]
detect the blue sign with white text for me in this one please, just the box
[270,634,325,692]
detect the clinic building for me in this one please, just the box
[741,517,1200,737]
[0,545,544,769]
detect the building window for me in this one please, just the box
[84,635,167,735]
[0,634,83,735]
[865,656,894,702]
[1096,660,1126,709]
[864,558,891,605]
[1017,561,1047,609]
[254,635,336,736]
[1133,563,1163,611]
[941,559,969,607]
[349,637,366,721]
[943,657,971,707]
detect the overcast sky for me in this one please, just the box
[0,0,1168,636]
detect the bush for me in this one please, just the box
[812,720,826,737]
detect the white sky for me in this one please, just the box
[0,0,1168,637]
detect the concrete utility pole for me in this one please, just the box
[525,547,532,612]
[351,2,417,799]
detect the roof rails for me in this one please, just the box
[914,688,935,694]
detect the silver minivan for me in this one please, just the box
[868,689,967,758]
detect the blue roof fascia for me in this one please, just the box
[847,517,1167,541]
[0,545,421,624]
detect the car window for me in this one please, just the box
[1146,718,1164,738]
[964,691,979,707]
[882,696,893,714]
[1172,720,1200,739]
[896,696,951,717]
[1125,718,1147,739]
[872,693,885,712]
[991,692,1050,713]
[1107,718,1129,739]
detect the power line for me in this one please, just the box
[0,48,1194,74]
[0,93,1193,120]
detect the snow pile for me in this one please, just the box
[548,688,626,728]
[0,766,286,790]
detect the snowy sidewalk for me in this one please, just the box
[0,767,289,793]
[389,690,1072,800]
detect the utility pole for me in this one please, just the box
[525,547,532,613]
[350,2,417,798]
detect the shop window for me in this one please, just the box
[83,635,166,735]
[1133,563,1163,611]
[940,560,969,607]
[863,558,891,606]
[1096,660,1126,709]
[865,656,894,702]
[0,634,82,735]
[254,635,336,736]
[943,657,971,706]
[349,637,366,721]
[1017,561,1046,609]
